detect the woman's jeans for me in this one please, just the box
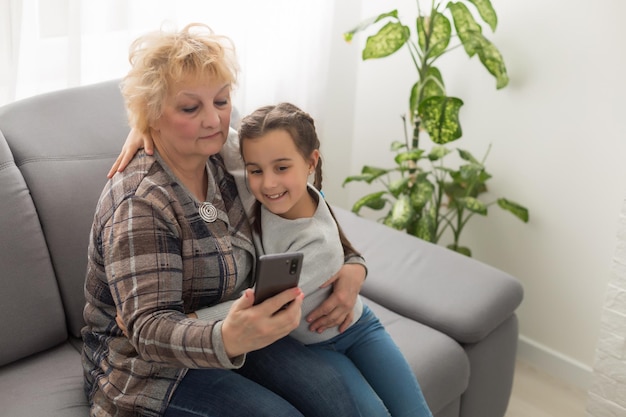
[307,305,433,417]
[164,336,362,417]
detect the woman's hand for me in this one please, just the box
[221,288,304,358]
[305,263,366,334]
[107,128,155,178]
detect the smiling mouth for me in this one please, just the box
[265,191,287,200]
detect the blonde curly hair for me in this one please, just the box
[121,23,239,134]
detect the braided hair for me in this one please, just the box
[238,103,361,259]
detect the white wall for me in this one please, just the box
[322,0,626,389]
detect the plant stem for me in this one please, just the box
[481,143,493,164]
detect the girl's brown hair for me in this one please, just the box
[238,103,361,259]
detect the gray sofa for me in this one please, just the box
[0,80,523,417]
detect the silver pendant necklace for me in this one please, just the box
[199,201,217,222]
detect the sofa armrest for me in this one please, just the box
[332,206,523,344]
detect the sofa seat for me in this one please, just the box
[0,342,88,417]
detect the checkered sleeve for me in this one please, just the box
[104,195,243,369]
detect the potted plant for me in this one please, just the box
[342,0,528,256]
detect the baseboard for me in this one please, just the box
[517,335,592,391]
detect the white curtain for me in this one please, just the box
[0,0,23,105]
[0,0,335,119]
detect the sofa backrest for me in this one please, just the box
[0,80,129,351]
[0,130,67,366]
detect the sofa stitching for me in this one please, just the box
[13,154,120,167]
[0,160,16,171]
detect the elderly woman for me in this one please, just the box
[81,23,368,417]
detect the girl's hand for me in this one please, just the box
[221,288,304,358]
[306,263,365,334]
[107,128,155,178]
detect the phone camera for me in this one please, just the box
[289,259,299,275]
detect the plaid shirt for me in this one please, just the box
[82,150,255,417]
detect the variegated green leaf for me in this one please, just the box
[497,198,530,222]
[342,165,389,186]
[449,2,508,89]
[419,96,464,144]
[421,67,445,99]
[457,148,479,164]
[388,177,411,198]
[362,165,389,176]
[395,148,424,164]
[385,195,414,230]
[458,163,484,182]
[410,67,445,118]
[417,12,451,58]
[343,174,373,186]
[363,22,410,60]
[428,145,452,161]
[410,178,434,210]
[458,196,487,215]
[472,35,509,89]
[351,191,388,213]
[391,140,407,151]
[466,0,497,32]
[448,2,482,56]
[415,207,437,242]
[343,10,399,42]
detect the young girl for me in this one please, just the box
[237,102,433,417]
[112,103,433,417]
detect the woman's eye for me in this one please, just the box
[182,106,198,113]
[278,166,289,171]
[248,169,261,175]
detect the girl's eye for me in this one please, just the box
[215,99,229,107]
[248,169,261,175]
[277,166,289,171]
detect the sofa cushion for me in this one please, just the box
[0,132,67,366]
[0,80,129,338]
[334,206,523,344]
[364,298,469,415]
[0,342,88,417]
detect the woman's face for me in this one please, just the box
[152,76,232,167]
[243,129,319,220]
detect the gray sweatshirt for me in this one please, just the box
[257,185,364,345]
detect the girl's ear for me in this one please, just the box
[309,149,320,172]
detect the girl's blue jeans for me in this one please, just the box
[307,304,433,417]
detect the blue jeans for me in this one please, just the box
[164,336,363,417]
[307,305,433,417]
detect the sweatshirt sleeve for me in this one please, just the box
[219,127,255,217]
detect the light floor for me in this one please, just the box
[504,360,587,417]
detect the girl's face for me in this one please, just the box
[243,129,319,220]
[151,76,232,169]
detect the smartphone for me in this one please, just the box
[253,252,303,305]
